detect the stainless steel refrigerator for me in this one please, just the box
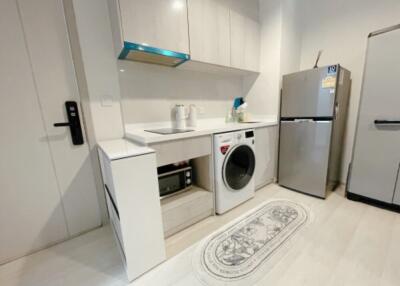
[278,65,351,198]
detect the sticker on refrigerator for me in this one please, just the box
[322,76,336,88]
[327,65,337,75]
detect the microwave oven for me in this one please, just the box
[157,165,192,198]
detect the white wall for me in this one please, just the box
[119,61,244,124]
[246,0,302,117]
[67,0,124,142]
[245,0,282,116]
[298,0,400,181]
[64,0,125,222]
[280,0,302,76]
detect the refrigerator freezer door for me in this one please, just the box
[348,28,400,204]
[281,66,337,118]
[278,120,332,197]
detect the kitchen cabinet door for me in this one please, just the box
[118,0,189,54]
[230,8,260,72]
[254,126,278,189]
[98,145,166,282]
[187,0,230,66]
[150,136,212,167]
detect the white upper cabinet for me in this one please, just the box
[187,0,230,66]
[229,0,260,72]
[112,0,190,54]
[187,0,260,72]
[109,0,260,71]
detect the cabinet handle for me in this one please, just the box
[374,120,400,125]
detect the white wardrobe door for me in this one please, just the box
[0,0,68,264]
[17,0,101,236]
[349,29,400,203]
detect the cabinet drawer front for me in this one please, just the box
[151,136,212,166]
[183,136,212,159]
[162,191,213,237]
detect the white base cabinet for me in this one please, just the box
[98,140,166,282]
[149,135,212,167]
[254,126,278,189]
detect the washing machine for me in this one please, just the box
[214,129,256,214]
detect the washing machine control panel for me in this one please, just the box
[245,130,254,138]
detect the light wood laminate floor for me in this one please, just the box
[1,184,399,286]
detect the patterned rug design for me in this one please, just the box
[193,200,309,285]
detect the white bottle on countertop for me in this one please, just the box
[174,104,187,130]
[187,104,197,127]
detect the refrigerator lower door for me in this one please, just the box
[278,120,332,198]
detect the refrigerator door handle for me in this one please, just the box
[293,119,314,123]
[314,120,332,123]
[292,119,332,123]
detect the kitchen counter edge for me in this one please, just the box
[125,118,278,145]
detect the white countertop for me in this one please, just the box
[98,139,155,161]
[125,116,278,144]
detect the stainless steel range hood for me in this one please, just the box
[118,41,190,67]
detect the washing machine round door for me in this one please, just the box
[223,144,256,190]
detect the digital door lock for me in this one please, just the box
[53,101,84,145]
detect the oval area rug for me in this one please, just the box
[193,199,310,285]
